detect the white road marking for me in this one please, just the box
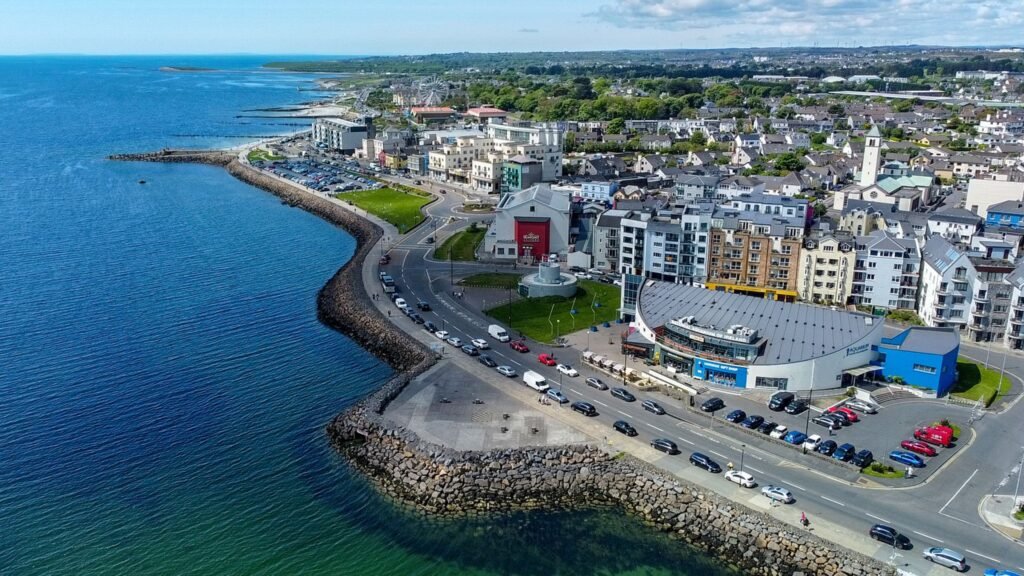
[709,450,727,459]
[745,466,764,474]
[649,424,666,433]
[912,531,943,543]
[676,437,695,446]
[615,409,630,418]
[591,399,609,408]
[820,496,845,507]
[964,549,1000,563]
[787,482,807,492]
[865,513,890,524]
[939,468,978,513]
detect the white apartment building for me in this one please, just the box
[965,176,1024,218]
[428,123,565,188]
[978,111,1024,137]
[1003,263,1024,350]
[593,209,628,271]
[849,231,921,311]
[312,118,371,152]
[797,233,857,305]
[619,204,713,285]
[485,122,564,181]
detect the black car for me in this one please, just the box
[700,397,725,412]
[725,409,746,423]
[852,449,874,467]
[611,388,636,402]
[416,300,431,311]
[768,391,795,411]
[813,414,843,428]
[613,420,637,436]
[479,355,498,368]
[571,401,597,417]
[689,452,722,473]
[642,400,666,415]
[869,525,911,549]
[460,345,479,356]
[826,410,851,426]
[784,399,808,415]
[409,312,425,324]
[757,421,778,435]
[741,415,765,429]
[424,321,438,332]
[816,439,838,456]
[650,438,679,455]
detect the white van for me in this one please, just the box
[523,371,550,392]
[488,324,510,342]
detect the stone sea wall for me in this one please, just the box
[112,150,891,576]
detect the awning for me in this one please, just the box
[843,365,883,377]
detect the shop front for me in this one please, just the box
[692,358,748,388]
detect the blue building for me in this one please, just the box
[876,327,959,396]
[985,200,1024,231]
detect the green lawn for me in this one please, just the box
[484,280,621,343]
[861,463,903,479]
[952,360,1011,407]
[338,187,431,233]
[460,273,523,289]
[434,226,484,261]
[247,148,284,162]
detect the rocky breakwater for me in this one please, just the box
[108,149,236,166]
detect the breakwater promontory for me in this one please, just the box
[111,150,892,576]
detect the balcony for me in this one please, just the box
[974,293,990,303]
[1011,316,1024,325]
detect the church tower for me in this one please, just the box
[859,124,882,186]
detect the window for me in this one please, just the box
[529,206,535,212]
[913,364,937,374]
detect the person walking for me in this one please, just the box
[800,512,809,528]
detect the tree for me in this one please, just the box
[606,117,625,134]
[689,131,707,146]
[827,103,845,116]
[813,202,828,218]
[810,132,827,146]
[773,152,804,173]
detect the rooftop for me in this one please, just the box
[638,283,879,365]
[880,327,959,356]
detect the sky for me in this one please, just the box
[2,0,1023,55]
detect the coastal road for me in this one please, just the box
[378,215,1024,573]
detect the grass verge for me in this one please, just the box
[460,273,523,289]
[952,360,1011,407]
[862,462,903,479]
[338,187,431,233]
[247,148,284,162]
[434,226,484,261]
[484,280,621,343]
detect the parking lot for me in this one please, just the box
[684,388,971,485]
[251,155,382,194]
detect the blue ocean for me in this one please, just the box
[0,56,730,575]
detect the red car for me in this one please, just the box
[510,340,529,353]
[900,440,937,457]
[538,353,557,366]
[826,406,860,422]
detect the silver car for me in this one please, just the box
[922,547,966,571]
[760,485,794,504]
[496,365,517,378]
[844,399,878,414]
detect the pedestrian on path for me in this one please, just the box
[800,512,809,528]
[387,310,391,318]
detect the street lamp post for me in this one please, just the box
[1014,446,1024,511]
[559,371,564,393]
[740,444,746,473]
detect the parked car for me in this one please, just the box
[424,321,438,332]
[826,405,860,422]
[852,449,874,467]
[510,340,529,353]
[844,399,877,414]
[470,338,489,350]
[725,409,746,423]
[784,399,808,415]
[700,397,726,412]
[761,485,794,504]
[538,353,557,366]
[741,415,765,429]
[611,388,636,402]
[446,336,463,347]
[496,365,517,378]
[650,438,679,455]
[889,450,925,468]
[802,434,822,451]
[833,443,856,462]
[479,355,497,367]
[460,345,479,356]
[900,440,937,457]
[922,547,967,571]
[724,470,756,488]
[642,399,666,415]
[813,414,842,428]
[689,452,721,473]
[556,364,579,377]
[416,300,431,311]
[757,421,778,435]
[613,420,638,437]
[783,430,807,445]
[546,389,569,404]
[434,330,449,340]
[824,410,851,426]
[869,524,911,549]
[816,440,838,456]
[770,425,789,439]
[571,401,597,416]
[409,312,425,324]
[586,377,608,390]
[394,297,408,309]
[768,391,795,411]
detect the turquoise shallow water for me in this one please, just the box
[0,56,732,575]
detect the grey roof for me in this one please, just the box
[713,206,805,233]
[1006,261,1024,290]
[929,208,982,225]
[497,183,570,212]
[676,174,720,187]
[988,200,1024,216]
[921,235,964,274]
[596,209,630,228]
[881,327,959,356]
[638,283,879,365]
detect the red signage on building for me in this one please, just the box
[514,219,550,258]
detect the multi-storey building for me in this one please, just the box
[849,231,921,311]
[483,184,572,262]
[706,208,804,301]
[796,232,857,305]
[618,204,713,285]
[1003,263,1024,350]
[311,118,373,153]
[593,209,628,271]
